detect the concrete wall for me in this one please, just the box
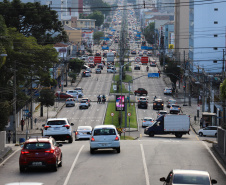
[0,131,6,151]
[217,127,226,156]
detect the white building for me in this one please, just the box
[189,1,226,74]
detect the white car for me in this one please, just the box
[157,110,168,118]
[142,117,154,128]
[79,100,89,109]
[90,125,120,154]
[65,98,75,107]
[164,87,173,95]
[198,126,218,137]
[107,67,117,73]
[75,126,92,140]
[167,99,176,108]
[80,55,88,60]
[66,90,83,98]
[43,118,74,143]
[74,87,83,93]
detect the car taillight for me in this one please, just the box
[21,150,29,154]
[75,131,78,135]
[44,126,51,130]
[91,136,95,141]
[45,149,54,153]
[63,125,70,129]
[115,136,119,141]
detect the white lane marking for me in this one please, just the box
[202,142,226,175]
[0,147,21,167]
[63,145,84,185]
[140,144,150,185]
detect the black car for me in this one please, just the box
[153,99,164,110]
[134,65,140,70]
[138,97,148,109]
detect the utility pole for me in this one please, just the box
[13,60,17,143]
[30,68,33,130]
[223,49,225,80]
[183,50,187,106]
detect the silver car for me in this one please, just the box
[90,125,120,154]
[75,126,92,140]
[65,98,75,107]
[160,169,217,184]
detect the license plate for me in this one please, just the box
[102,143,107,146]
[54,127,60,130]
[32,162,42,166]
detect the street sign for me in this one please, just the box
[135,56,141,62]
[197,104,200,110]
[111,112,114,117]
[141,56,148,64]
[128,112,131,117]
[113,85,117,91]
[148,73,159,78]
[88,56,94,62]
[131,103,134,106]
[122,128,126,133]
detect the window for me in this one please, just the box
[213,47,218,50]
[214,21,218,24]
[214,8,218,11]
[213,60,217,63]
[214,34,218,37]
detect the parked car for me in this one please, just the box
[66,90,83,98]
[75,126,92,140]
[138,97,148,109]
[198,126,219,137]
[170,104,181,114]
[90,125,120,154]
[164,87,173,95]
[160,169,217,185]
[55,92,73,99]
[42,118,74,143]
[142,117,154,128]
[134,65,140,70]
[134,88,148,96]
[19,136,63,172]
[65,98,75,107]
[79,100,89,109]
[96,68,101,74]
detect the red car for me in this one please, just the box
[55,92,73,99]
[19,136,63,172]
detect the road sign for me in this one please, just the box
[94,56,101,63]
[141,56,148,64]
[111,112,114,117]
[131,103,134,106]
[148,73,159,78]
[128,112,131,117]
[122,128,126,133]
[88,56,94,62]
[135,56,141,62]
[197,104,200,110]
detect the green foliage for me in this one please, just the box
[0,0,67,45]
[220,79,226,100]
[143,22,156,45]
[93,31,104,43]
[85,0,111,16]
[38,89,55,107]
[68,58,84,73]
[0,101,10,131]
[165,60,182,85]
[87,11,104,27]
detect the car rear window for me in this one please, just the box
[94,128,116,136]
[144,119,152,121]
[172,105,179,108]
[24,142,51,150]
[173,174,210,184]
[47,120,66,125]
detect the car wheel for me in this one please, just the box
[20,166,26,173]
[58,154,62,167]
[68,136,73,143]
[149,132,154,137]
[90,148,95,154]
[52,159,58,172]
[199,132,203,137]
[116,147,120,153]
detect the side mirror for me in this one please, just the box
[71,123,74,126]
[159,177,166,182]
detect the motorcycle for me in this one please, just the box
[102,97,106,103]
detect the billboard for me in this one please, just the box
[115,95,125,111]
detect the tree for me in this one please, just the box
[165,60,182,86]
[93,31,104,44]
[85,0,111,16]
[38,89,55,118]
[220,79,226,129]
[0,0,68,45]
[87,11,104,27]
[68,58,84,73]
[143,22,156,45]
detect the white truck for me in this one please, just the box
[144,114,190,138]
[107,52,115,64]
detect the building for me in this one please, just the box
[189,0,226,74]
[174,0,189,64]
[77,19,96,30]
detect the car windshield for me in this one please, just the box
[173,174,210,185]
[47,120,66,125]
[144,119,152,121]
[24,142,51,150]
[94,128,116,136]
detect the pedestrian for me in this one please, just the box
[21,118,25,131]
[7,130,11,143]
[200,118,203,128]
